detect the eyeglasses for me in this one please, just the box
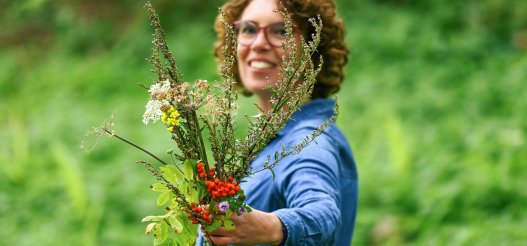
[233,21,288,47]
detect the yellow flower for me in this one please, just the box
[162,106,181,128]
[169,118,179,126]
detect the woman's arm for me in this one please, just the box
[272,146,342,245]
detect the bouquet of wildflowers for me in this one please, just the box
[83,2,335,245]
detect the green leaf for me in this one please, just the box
[171,213,199,245]
[153,240,171,246]
[183,159,197,181]
[160,165,184,184]
[205,219,222,232]
[168,216,183,233]
[158,221,169,244]
[151,183,169,192]
[189,186,200,204]
[225,209,233,218]
[189,181,208,204]
[224,219,235,230]
[180,182,189,196]
[209,200,217,209]
[157,190,172,206]
[151,223,165,246]
[145,222,157,234]
[142,216,163,223]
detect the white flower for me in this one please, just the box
[142,100,164,125]
[142,79,172,125]
[148,79,171,94]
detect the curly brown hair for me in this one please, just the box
[214,0,349,99]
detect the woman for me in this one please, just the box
[198,0,358,245]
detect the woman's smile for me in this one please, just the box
[249,60,276,69]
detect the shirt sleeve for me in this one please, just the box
[272,132,342,245]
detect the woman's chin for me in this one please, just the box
[244,83,272,94]
[247,87,273,98]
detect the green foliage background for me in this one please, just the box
[1,0,526,245]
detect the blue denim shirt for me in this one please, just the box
[197,98,358,245]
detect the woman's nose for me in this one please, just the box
[251,30,271,50]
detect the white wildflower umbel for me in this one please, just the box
[148,78,171,94]
[142,100,164,125]
[142,79,171,125]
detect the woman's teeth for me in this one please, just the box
[250,61,274,69]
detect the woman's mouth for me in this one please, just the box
[249,60,275,69]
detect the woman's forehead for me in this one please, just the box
[239,0,283,21]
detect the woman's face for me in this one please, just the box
[236,0,285,97]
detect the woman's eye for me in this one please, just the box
[241,25,257,34]
[273,28,287,36]
[270,23,287,36]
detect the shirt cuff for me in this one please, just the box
[278,217,288,246]
[273,209,303,246]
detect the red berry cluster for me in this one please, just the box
[196,161,215,179]
[205,176,241,200]
[187,202,212,225]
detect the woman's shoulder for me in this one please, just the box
[283,118,346,148]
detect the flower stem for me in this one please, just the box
[191,111,209,167]
[103,129,184,175]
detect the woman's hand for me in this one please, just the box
[206,209,284,246]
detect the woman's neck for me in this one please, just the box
[256,94,312,114]
[256,93,273,113]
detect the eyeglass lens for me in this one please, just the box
[235,21,287,47]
